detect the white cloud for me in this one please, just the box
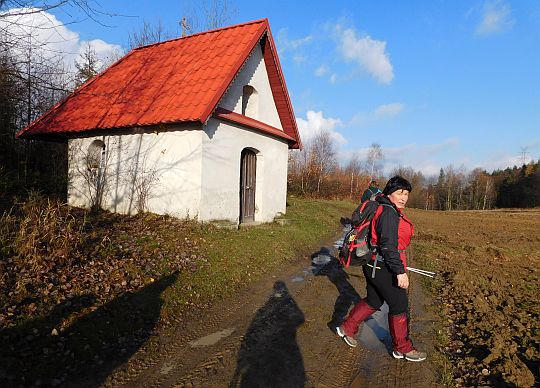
[0,8,122,73]
[477,146,540,172]
[314,65,329,77]
[293,54,307,64]
[359,138,461,177]
[342,135,535,176]
[296,110,346,145]
[276,28,313,55]
[480,154,522,172]
[314,65,337,84]
[475,0,515,36]
[350,102,405,125]
[288,35,313,49]
[80,39,123,67]
[336,25,394,84]
[378,138,539,176]
[375,103,405,118]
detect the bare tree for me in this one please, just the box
[126,0,237,50]
[0,49,21,185]
[127,19,174,50]
[482,176,494,210]
[444,165,455,210]
[179,0,237,35]
[389,166,426,208]
[294,146,312,195]
[0,2,119,199]
[1,2,110,42]
[365,143,383,180]
[345,153,361,199]
[1,1,101,15]
[467,168,495,210]
[310,130,337,195]
[203,0,236,30]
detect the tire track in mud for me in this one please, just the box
[153,278,316,387]
[109,281,279,387]
[292,269,364,388]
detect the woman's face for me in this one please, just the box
[388,189,409,209]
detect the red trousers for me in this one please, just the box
[341,264,414,353]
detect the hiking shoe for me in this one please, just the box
[392,349,427,362]
[336,326,358,348]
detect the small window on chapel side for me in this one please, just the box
[87,139,105,169]
[242,85,258,118]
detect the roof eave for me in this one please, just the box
[261,26,302,150]
[17,120,204,141]
[213,107,296,147]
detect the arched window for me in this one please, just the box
[87,139,105,169]
[242,85,258,118]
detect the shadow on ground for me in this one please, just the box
[230,281,306,388]
[0,272,177,387]
[311,247,361,333]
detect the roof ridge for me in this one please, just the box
[133,18,268,51]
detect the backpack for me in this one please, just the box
[361,187,382,203]
[338,199,380,268]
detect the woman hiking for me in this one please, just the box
[336,176,427,362]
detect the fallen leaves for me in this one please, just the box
[1,199,208,330]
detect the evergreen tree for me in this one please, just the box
[75,44,101,87]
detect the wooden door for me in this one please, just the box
[240,149,256,223]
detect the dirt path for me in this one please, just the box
[97,228,437,387]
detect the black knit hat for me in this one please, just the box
[382,176,412,196]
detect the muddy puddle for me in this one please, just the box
[359,304,392,352]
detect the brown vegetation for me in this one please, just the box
[0,195,208,385]
[0,195,203,330]
[411,208,539,387]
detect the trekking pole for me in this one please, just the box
[407,268,435,278]
[407,267,435,278]
[408,266,435,275]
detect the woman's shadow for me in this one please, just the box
[230,281,306,388]
[311,247,361,333]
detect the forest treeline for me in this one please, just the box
[288,131,540,210]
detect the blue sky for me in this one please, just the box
[5,0,540,176]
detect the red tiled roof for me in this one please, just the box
[17,19,301,149]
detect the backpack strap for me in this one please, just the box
[369,202,399,256]
[380,203,397,212]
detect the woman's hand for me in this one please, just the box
[397,273,409,289]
